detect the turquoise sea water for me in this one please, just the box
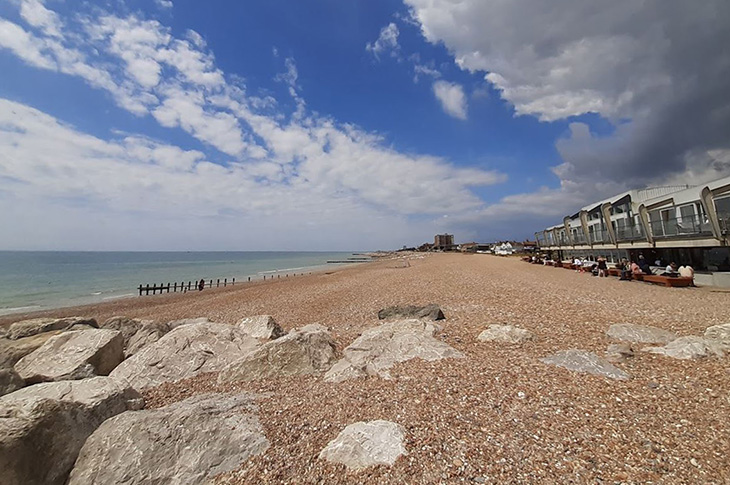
[0,251,358,316]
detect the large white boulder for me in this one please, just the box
[541,349,630,380]
[642,336,727,359]
[319,420,407,470]
[324,319,463,383]
[0,377,143,485]
[110,322,259,390]
[68,393,269,485]
[125,320,171,357]
[218,324,337,383]
[237,315,285,340]
[14,329,124,384]
[477,324,535,344]
[0,331,63,369]
[7,317,98,340]
[606,324,677,344]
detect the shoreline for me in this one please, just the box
[0,257,377,327]
[0,253,373,322]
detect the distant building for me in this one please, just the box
[434,234,455,250]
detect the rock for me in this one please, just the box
[101,315,144,345]
[0,327,7,338]
[704,323,730,344]
[238,315,285,340]
[642,336,727,359]
[15,330,124,384]
[110,322,259,390]
[377,304,445,321]
[167,317,213,330]
[606,343,635,363]
[0,331,63,368]
[125,320,171,357]
[477,324,534,344]
[324,319,464,383]
[606,324,677,344]
[0,368,24,396]
[0,377,143,485]
[68,393,268,485]
[541,349,630,380]
[218,324,336,383]
[319,420,407,470]
[7,317,98,340]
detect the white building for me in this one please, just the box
[536,175,730,283]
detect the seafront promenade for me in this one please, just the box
[1,253,729,483]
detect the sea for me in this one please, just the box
[0,251,360,316]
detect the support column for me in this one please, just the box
[600,203,617,245]
[700,186,723,241]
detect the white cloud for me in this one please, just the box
[366,22,400,60]
[0,98,501,249]
[19,0,62,38]
[432,80,467,120]
[155,0,174,9]
[0,3,511,248]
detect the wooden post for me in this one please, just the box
[224,278,227,287]
[145,284,150,295]
[166,283,170,293]
[188,281,191,291]
[232,278,235,285]
[217,279,220,287]
[138,285,142,296]
[209,279,212,288]
[248,276,250,282]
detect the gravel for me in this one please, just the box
[6,253,730,483]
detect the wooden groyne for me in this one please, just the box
[138,278,234,296]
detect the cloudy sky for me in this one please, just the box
[1,0,729,250]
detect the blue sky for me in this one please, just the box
[1,0,728,250]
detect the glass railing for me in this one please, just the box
[649,213,713,238]
[589,229,608,243]
[615,223,644,241]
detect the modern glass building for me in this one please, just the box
[536,175,730,276]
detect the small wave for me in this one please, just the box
[92,291,103,295]
[102,293,135,301]
[259,265,323,274]
[0,305,42,316]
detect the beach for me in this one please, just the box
[2,253,729,483]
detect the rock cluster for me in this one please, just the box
[0,377,142,485]
[324,319,463,382]
[110,322,259,391]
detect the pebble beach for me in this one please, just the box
[2,252,730,484]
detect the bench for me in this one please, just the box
[607,268,622,277]
[562,262,574,269]
[640,275,694,287]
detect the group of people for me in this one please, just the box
[570,254,694,281]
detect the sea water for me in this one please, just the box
[0,251,358,316]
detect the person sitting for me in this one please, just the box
[662,262,679,276]
[618,259,632,280]
[638,255,652,274]
[573,257,582,272]
[630,260,645,279]
[678,264,694,279]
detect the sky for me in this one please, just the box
[0,0,729,251]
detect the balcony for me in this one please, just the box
[649,213,713,239]
[615,223,644,241]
